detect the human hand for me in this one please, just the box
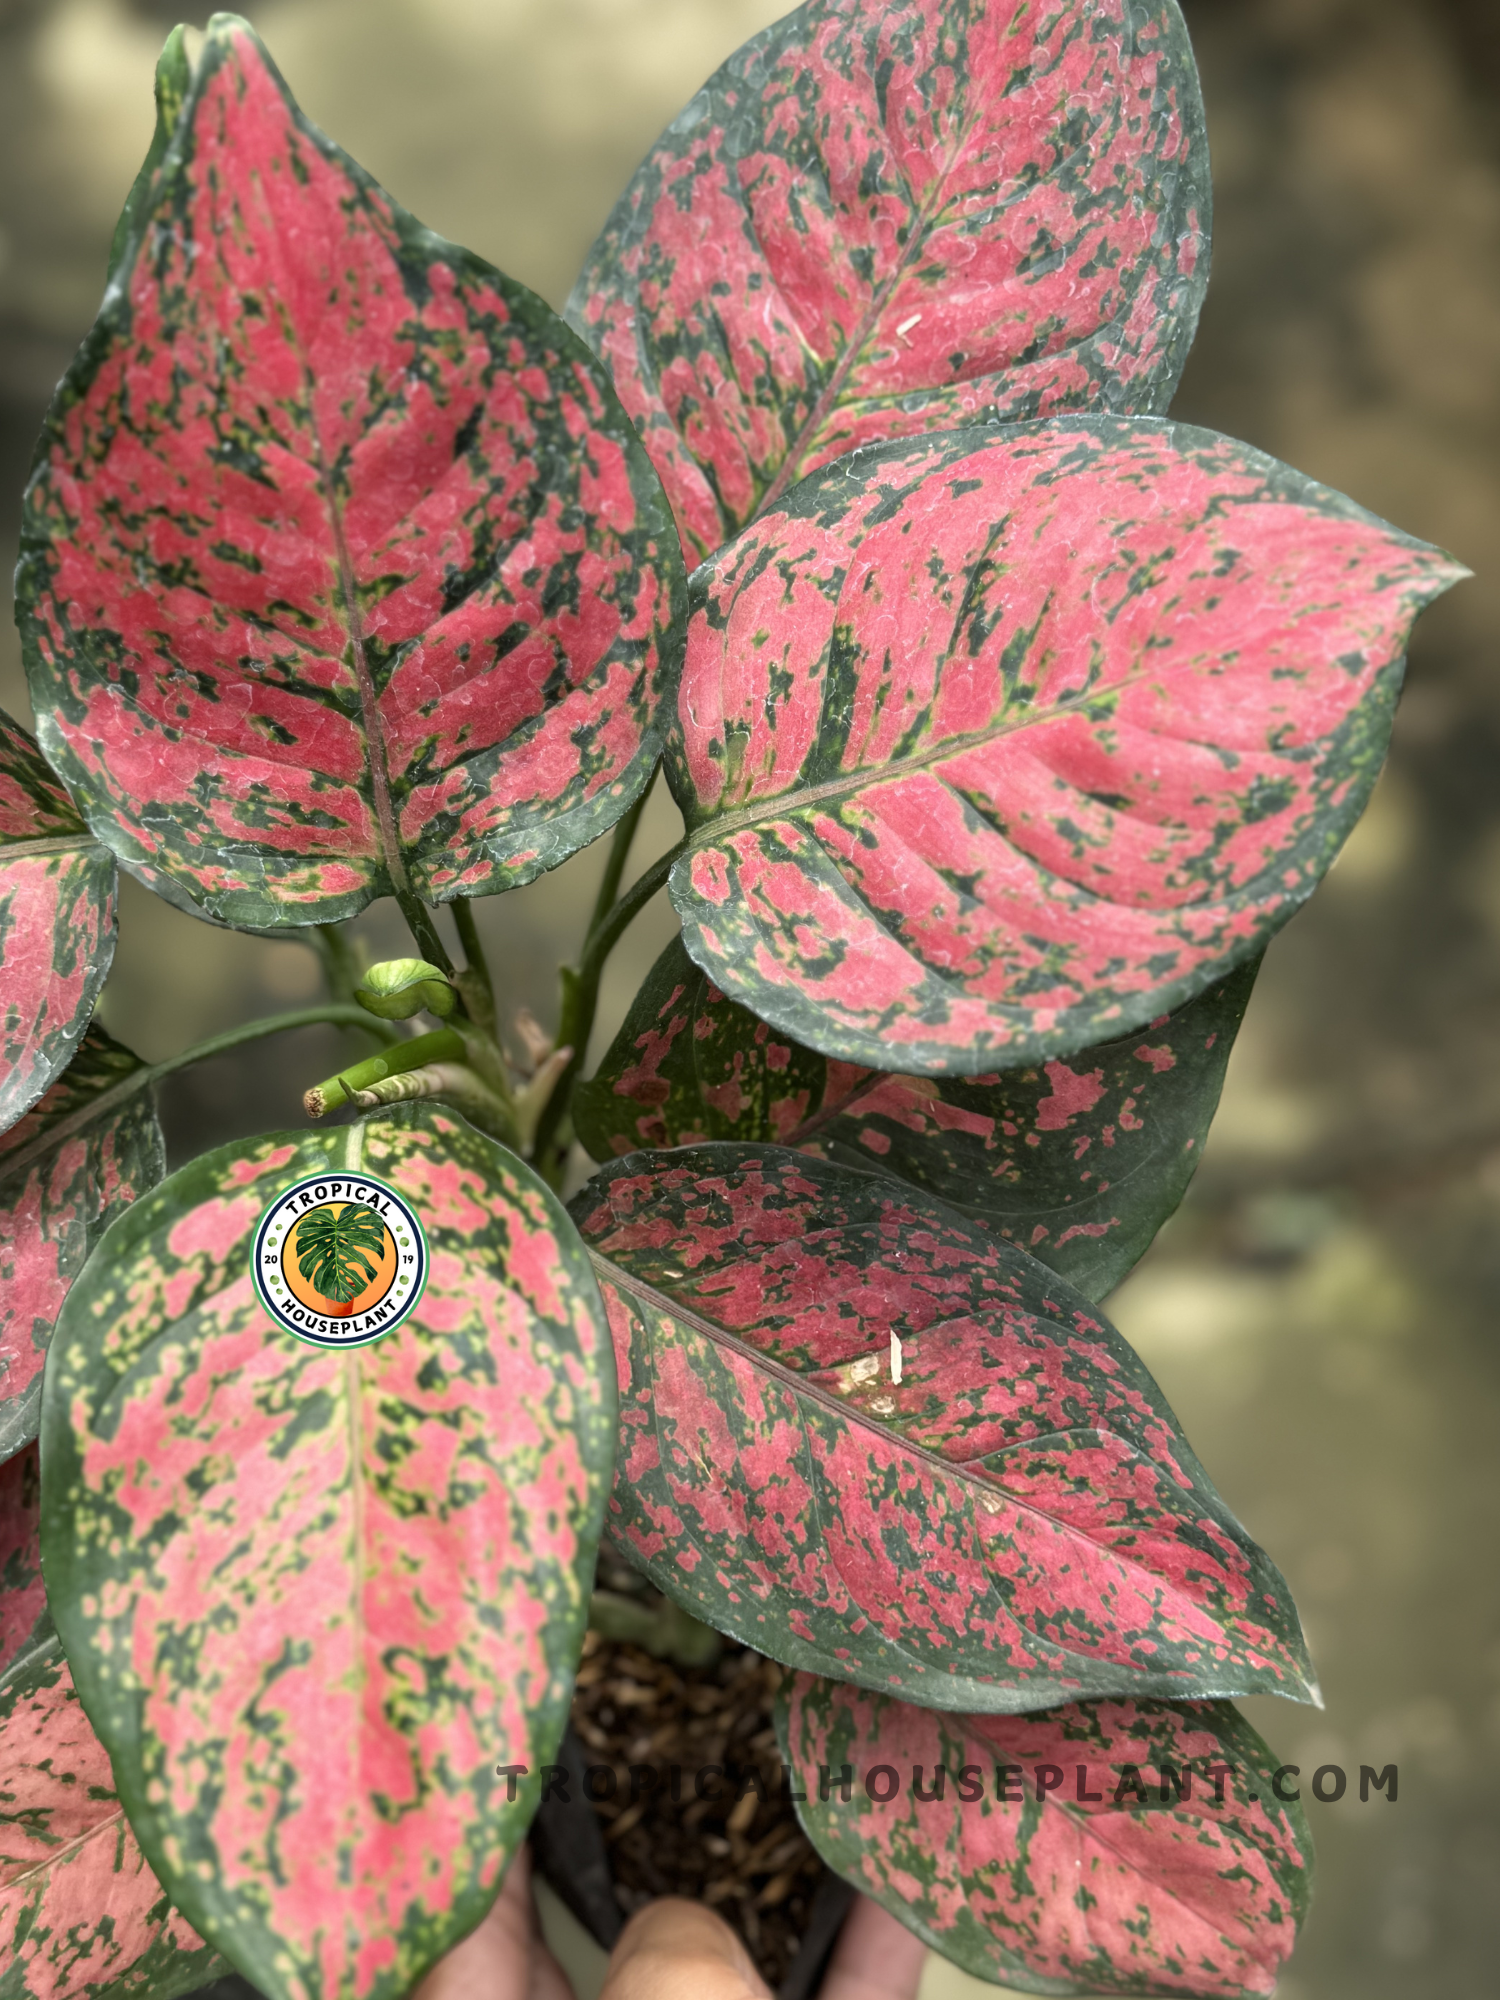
[416,1852,927,2000]
[597,1888,926,2000]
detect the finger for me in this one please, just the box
[599,1896,771,2000]
[414,1848,558,2000]
[819,1895,927,2000]
[528,1938,577,2000]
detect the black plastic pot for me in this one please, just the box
[528,1727,855,2000]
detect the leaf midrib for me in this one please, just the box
[682,654,1169,852]
[319,459,409,898]
[0,830,98,860]
[4,1796,127,1890]
[1034,1781,1276,1972]
[271,246,410,898]
[589,1247,1231,1603]
[740,38,1130,520]
[344,1345,368,1747]
[752,137,958,519]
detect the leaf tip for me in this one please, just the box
[1386,540,1473,616]
[1430,555,1475,593]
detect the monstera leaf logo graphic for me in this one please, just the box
[251,1172,427,1346]
[293,1202,389,1315]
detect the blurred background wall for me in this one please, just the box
[2,3,1497,1995]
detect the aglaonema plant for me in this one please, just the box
[0,6,1466,1998]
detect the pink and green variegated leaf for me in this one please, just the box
[666,419,1466,1074]
[0,1445,51,1688]
[576,936,1256,1301]
[18,16,685,932]
[0,1025,165,1464]
[778,1675,1312,1998]
[0,712,115,1133]
[41,1104,615,2000]
[572,1145,1314,1713]
[567,0,1209,567]
[1,1637,231,2000]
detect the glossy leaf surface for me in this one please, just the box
[573,1146,1313,1712]
[779,1675,1311,1997]
[42,1105,615,2000]
[0,712,115,1132]
[1,1637,229,2000]
[569,0,1209,565]
[19,15,685,930]
[667,419,1464,1073]
[576,937,1255,1300]
[0,1026,164,1464]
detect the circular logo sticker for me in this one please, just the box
[252,1172,427,1348]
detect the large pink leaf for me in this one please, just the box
[41,1105,615,2000]
[0,1026,164,1463]
[666,419,1465,1073]
[0,1639,228,2000]
[576,935,1255,1301]
[569,0,1210,565]
[572,1144,1315,1712]
[0,712,115,1132]
[779,1674,1312,1998]
[18,16,685,931]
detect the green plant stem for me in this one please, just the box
[312,922,385,1055]
[0,1006,404,1188]
[344,1061,520,1148]
[531,835,684,1175]
[453,1019,516,1110]
[396,888,456,981]
[588,768,656,940]
[587,1589,721,1668]
[312,923,364,1007]
[304,1028,466,1117]
[452,899,496,1036]
[585,839,682,976]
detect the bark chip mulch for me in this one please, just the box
[568,1628,827,1987]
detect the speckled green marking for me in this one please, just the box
[19,16,685,930]
[574,1145,1315,1712]
[570,0,1210,565]
[0,1634,230,2000]
[779,1675,1313,1997]
[40,1104,616,2000]
[577,936,1257,1300]
[664,420,1464,1074]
